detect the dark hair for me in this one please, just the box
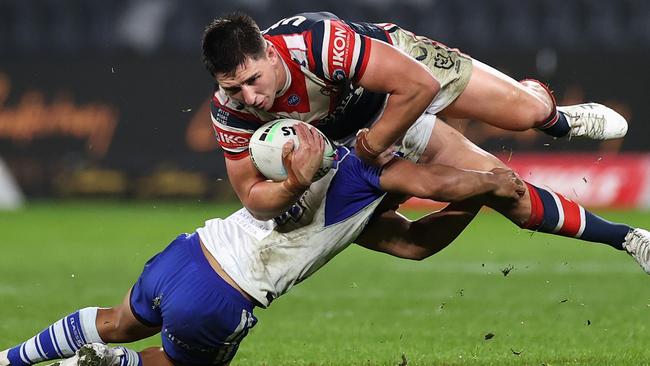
[202,13,266,77]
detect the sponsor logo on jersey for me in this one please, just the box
[214,125,251,148]
[287,94,301,106]
[331,26,348,69]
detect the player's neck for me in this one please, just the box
[275,56,291,97]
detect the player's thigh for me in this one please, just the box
[97,289,160,342]
[420,118,507,171]
[140,346,176,366]
[441,59,549,130]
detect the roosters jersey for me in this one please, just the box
[212,12,394,160]
[197,147,385,307]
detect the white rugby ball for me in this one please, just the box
[249,119,336,181]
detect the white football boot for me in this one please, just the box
[0,349,9,366]
[45,344,123,366]
[557,103,628,140]
[623,228,650,274]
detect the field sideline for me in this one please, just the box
[1,201,649,365]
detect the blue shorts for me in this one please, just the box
[130,232,257,365]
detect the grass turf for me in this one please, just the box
[1,201,649,365]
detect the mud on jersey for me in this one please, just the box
[197,147,386,307]
[212,12,393,160]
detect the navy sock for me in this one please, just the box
[538,111,571,137]
[524,183,631,249]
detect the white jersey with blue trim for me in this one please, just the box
[197,147,385,307]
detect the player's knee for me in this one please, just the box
[519,79,556,126]
[96,307,122,340]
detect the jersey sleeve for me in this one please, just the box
[324,147,384,226]
[307,19,373,84]
[210,91,263,160]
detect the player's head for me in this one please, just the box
[202,13,283,111]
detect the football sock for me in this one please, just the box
[538,110,571,137]
[115,346,143,366]
[5,307,103,365]
[523,182,632,249]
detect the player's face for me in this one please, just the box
[216,45,283,111]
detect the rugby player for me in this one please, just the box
[2,124,649,366]
[0,124,524,366]
[202,12,629,221]
[202,11,647,276]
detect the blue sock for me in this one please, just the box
[538,111,571,137]
[524,183,631,249]
[5,307,103,365]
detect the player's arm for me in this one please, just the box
[355,39,440,163]
[379,158,525,203]
[226,124,324,221]
[226,158,306,221]
[355,200,481,260]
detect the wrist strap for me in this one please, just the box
[356,129,382,159]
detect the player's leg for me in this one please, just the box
[42,345,172,366]
[487,182,650,273]
[441,60,553,132]
[388,27,627,140]
[440,59,628,140]
[421,118,649,272]
[0,291,156,366]
[0,307,107,366]
[135,233,257,366]
[98,290,161,343]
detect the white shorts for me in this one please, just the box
[397,113,436,163]
[336,111,435,163]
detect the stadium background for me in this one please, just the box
[0,0,649,206]
[2,1,650,365]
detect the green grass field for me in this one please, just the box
[1,201,650,365]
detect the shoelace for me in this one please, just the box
[629,231,650,267]
[569,110,606,138]
[632,232,650,260]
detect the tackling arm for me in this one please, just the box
[356,201,481,260]
[379,158,525,203]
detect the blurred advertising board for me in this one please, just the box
[405,153,650,210]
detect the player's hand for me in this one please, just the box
[489,168,526,200]
[281,123,325,194]
[356,128,395,167]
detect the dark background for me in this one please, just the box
[1,0,648,198]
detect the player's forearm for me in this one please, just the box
[366,86,436,153]
[380,159,499,203]
[429,168,498,202]
[243,180,307,221]
[356,201,480,260]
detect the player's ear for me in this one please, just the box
[266,43,277,63]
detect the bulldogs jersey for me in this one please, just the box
[212,12,394,160]
[197,147,385,307]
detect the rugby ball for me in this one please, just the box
[249,119,336,181]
